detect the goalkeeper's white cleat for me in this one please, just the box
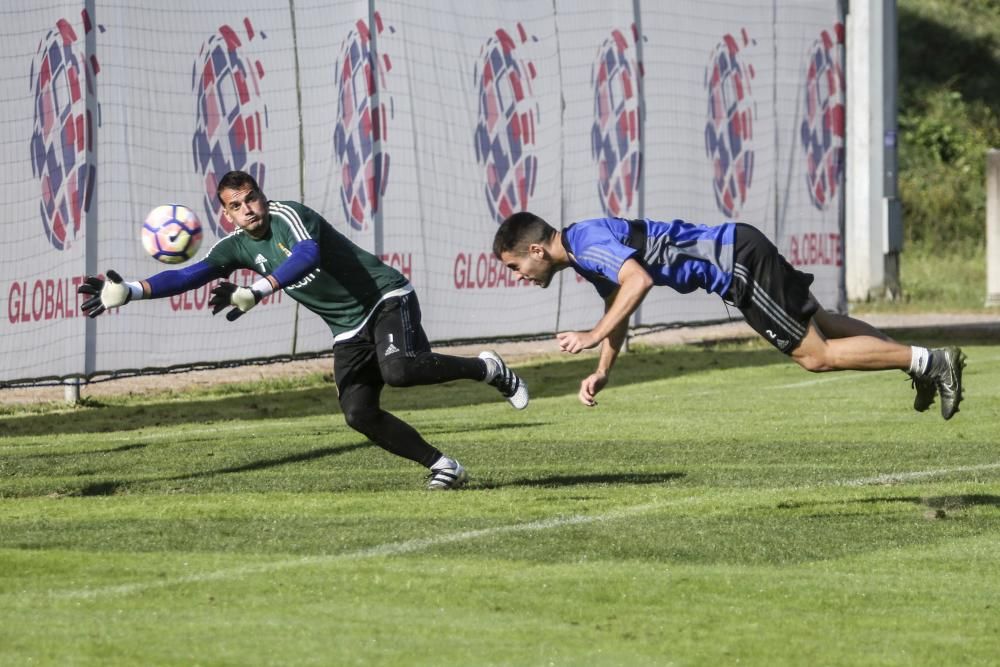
[427,457,468,490]
[479,350,529,410]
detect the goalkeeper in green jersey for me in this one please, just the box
[78,170,528,490]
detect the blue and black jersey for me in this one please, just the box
[561,217,736,298]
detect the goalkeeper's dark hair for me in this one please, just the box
[217,170,261,203]
[493,212,556,259]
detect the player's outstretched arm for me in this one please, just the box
[557,259,652,354]
[577,310,629,406]
[78,270,132,318]
[78,261,228,318]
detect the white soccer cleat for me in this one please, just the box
[479,350,529,410]
[426,457,468,490]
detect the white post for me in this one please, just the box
[987,149,1000,306]
[64,378,81,405]
[846,0,900,301]
[846,2,881,300]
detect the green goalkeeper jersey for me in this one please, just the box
[204,200,409,338]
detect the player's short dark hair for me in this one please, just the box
[493,212,556,258]
[216,171,261,203]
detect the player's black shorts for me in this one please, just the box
[724,223,818,354]
[333,291,430,390]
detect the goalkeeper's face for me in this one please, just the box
[220,185,270,238]
[500,247,555,288]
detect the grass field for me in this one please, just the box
[2,337,999,666]
[850,244,998,314]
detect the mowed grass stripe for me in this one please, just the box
[41,496,698,601]
[33,457,1000,602]
[1,342,998,666]
[1,355,969,451]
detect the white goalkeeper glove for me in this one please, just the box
[209,281,263,322]
[78,270,133,318]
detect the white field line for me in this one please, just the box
[836,462,1000,486]
[769,373,876,389]
[36,458,1000,601]
[46,498,689,601]
[7,356,1000,597]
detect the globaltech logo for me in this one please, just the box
[591,26,645,217]
[29,11,103,251]
[192,18,268,237]
[801,24,845,211]
[334,13,394,232]
[704,29,756,218]
[474,23,539,224]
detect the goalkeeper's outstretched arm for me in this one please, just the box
[77,260,228,318]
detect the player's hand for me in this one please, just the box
[578,371,609,407]
[78,270,131,318]
[556,330,600,354]
[209,281,262,321]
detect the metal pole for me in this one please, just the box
[882,0,902,300]
[837,0,849,312]
[369,0,383,258]
[289,0,304,355]
[632,0,645,224]
[986,149,1000,306]
[82,0,99,397]
[553,0,565,337]
[845,1,879,300]
[628,0,645,351]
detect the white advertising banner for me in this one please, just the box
[552,0,653,332]
[774,5,846,311]
[0,0,844,385]
[2,2,91,381]
[638,1,778,326]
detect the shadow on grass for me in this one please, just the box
[20,442,150,459]
[3,345,784,438]
[857,494,1000,510]
[8,327,992,439]
[76,481,127,497]
[778,494,1000,515]
[474,471,685,489]
[67,443,373,496]
[163,443,372,481]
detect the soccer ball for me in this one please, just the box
[141,204,203,264]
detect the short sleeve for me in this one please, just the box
[568,226,637,285]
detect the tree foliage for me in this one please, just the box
[898,0,1000,251]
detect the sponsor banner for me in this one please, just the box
[0,1,843,382]
[358,0,563,340]
[551,0,647,332]
[3,3,96,379]
[775,7,846,308]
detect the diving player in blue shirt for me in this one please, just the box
[493,212,965,420]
